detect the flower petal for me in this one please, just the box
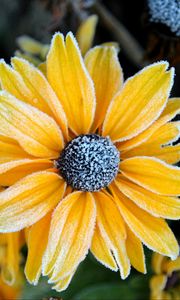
[0,59,52,115]
[51,271,76,292]
[42,191,96,280]
[0,171,66,232]
[93,191,130,279]
[115,175,180,219]
[11,57,68,139]
[150,275,167,296]
[25,212,51,285]
[91,225,118,272]
[126,226,146,273]
[120,157,180,196]
[1,232,22,285]
[0,159,53,186]
[103,62,174,142]
[85,46,123,131]
[118,97,180,151]
[76,15,98,56]
[152,253,165,274]
[121,122,180,164]
[47,32,96,135]
[111,184,179,259]
[0,91,64,158]
[164,257,180,275]
[0,135,32,163]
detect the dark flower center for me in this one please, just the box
[55,134,120,192]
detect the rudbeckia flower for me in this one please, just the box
[150,253,180,299]
[0,32,180,292]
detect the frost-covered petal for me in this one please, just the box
[0,171,66,232]
[47,32,96,135]
[85,45,123,131]
[103,62,174,142]
[0,92,64,158]
[120,157,180,196]
[42,191,96,280]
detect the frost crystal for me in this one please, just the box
[56,134,120,192]
[148,0,180,36]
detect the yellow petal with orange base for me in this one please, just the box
[91,225,118,272]
[85,46,123,131]
[93,191,130,279]
[111,184,179,259]
[120,157,180,196]
[47,32,96,135]
[11,58,68,139]
[25,212,51,285]
[115,175,180,219]
[42,191,96,281]
[118,97,180,151]
[0,171,66,232]
[0,159,53,186]
[103,62,174,142]
[0,135,33,163]
[0,59,52,115]
[76,15,98,55]
[121,122,180,164]
[1,232,22,286]
[126,225,146,273]
[0,92,64,158]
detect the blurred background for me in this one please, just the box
[0,0,179,299]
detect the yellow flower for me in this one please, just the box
[0,31,179,292]
[150,253,180,300]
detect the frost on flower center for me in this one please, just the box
[55,134,120,192]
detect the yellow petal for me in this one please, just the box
[42,191,96,280]
[152,253,166,274]
[111,184,179,259]
[25,212,51,285]
[164,257,180,275]
[103,62,174,142]
[91,225,118,272]
[150,275,167,295]
[126,225,146,273]
[1,232,22,285]
[0,59,52,115]
[76,15,98,56]
[0,159,53,186]
[118,97,180,151]
[11,58,68,139]
[38,62,46,76]
[115,175,180,219]
[16,35,49,59]
[93,191,130,279]
[51,270,76,292]
[0,91,64,158]
[0,171,66,232]
[122,122,180,164]
[85,46,123,131]
[0,135,32,163]
[47,32,96,135]
[120,157,180,196]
